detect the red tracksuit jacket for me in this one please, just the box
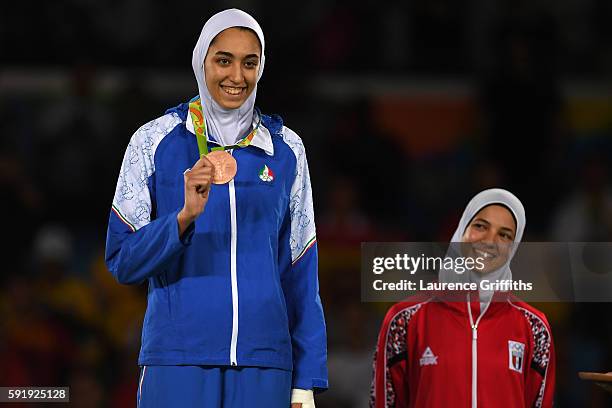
[370,292,555,408]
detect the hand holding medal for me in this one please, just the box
[178,154,214,236]
[189,97,261,184]
[178,98,260,235]
[189,97,238,184]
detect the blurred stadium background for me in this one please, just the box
[1,0,611,406]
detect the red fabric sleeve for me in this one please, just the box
[524,312,556,408]
[370,301,426,408]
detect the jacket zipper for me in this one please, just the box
[228,150,238,366]
[467,294,490,408]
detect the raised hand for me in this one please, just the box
[177,155,214,236]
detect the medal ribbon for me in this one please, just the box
[188,96,261,158]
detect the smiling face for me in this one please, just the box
[204,27,261,109]
[462,204,517,274]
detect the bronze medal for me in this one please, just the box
[207,150,237,184]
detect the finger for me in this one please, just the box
[190,184,212,195]
[185,170,212,181]
[195,180,212,195]
[190,177,212,190]
[188,167,213,177]
[192,154,214,169]
[195,185,210,195]
[193,180,211,190]
[187,176,213,187]
[187,172,213,181]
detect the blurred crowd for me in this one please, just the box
[2,0,612,407]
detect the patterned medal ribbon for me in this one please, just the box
[188,96,261,157]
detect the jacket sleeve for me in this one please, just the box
[370,305,411,408]
[524,313,556,408]
[105,116,195,285]
[279,133,328,392]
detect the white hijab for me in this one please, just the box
[191,9,265,146]
[439,188,526,303]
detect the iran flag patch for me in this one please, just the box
[259,165,274,182]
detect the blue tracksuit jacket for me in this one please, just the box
[105,100,328,391]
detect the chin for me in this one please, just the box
[474,267,493,275]
[218,98,246,110]
[477,262,504,275]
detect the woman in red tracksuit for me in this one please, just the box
[370,188,555,408]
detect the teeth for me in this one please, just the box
[475,249,495,259]
[222,86,243,95]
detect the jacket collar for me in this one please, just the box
[185,109,275,156]
[434,289,511,317]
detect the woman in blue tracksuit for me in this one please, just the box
[105,9,327,407]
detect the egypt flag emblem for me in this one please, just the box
[508,340,525,373]
[259,165,274,182]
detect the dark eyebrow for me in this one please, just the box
[215,51,234,58]
[214,51,260,60]
[471,218,490,225]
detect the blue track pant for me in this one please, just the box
[137,365,292,407]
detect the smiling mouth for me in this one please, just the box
[474,248,497,259]
[220,85,246,96]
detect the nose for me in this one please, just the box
[481,228,498,247]
[228,62,244,84]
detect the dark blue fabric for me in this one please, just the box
[137,365,292,408]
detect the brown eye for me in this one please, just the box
[218,58,231,65]
[244,60,258,69]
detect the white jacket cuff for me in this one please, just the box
[291,388,314,406]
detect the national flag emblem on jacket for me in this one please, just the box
[259,165,274,182]
[508,340,525,373]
